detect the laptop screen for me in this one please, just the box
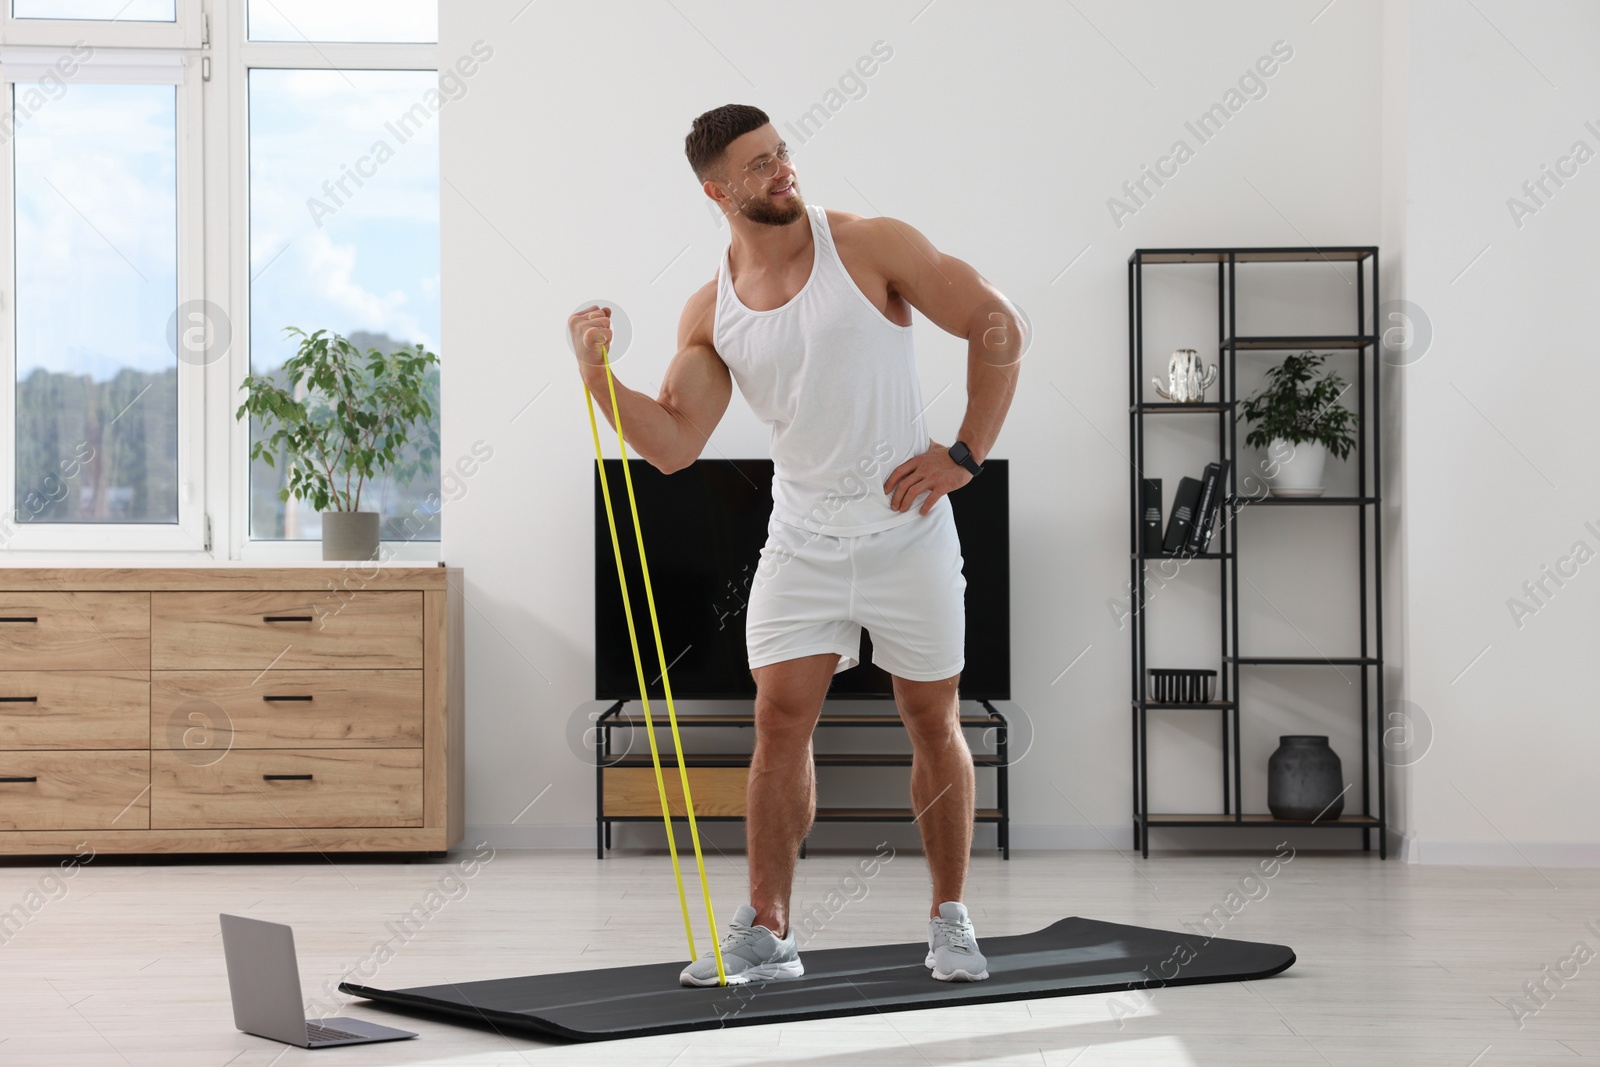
[219,913,310,1045]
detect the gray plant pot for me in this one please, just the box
[320,510,380,561]
[1267,735,1344,821]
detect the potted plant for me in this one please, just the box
[1236,349,1358,497]
[236,326,440,560]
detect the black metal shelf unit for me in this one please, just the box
[1127,245,1387,858]
[593,701,1011,859]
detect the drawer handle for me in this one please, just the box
[0,616,39,623]
[0,776,38,783]
[262,615,314,623]
[263,773,314,781]
[262,695,314,702]
[0,696,39,703]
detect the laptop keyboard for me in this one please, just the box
[307,1022,368,1042]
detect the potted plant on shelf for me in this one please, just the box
[236,326,440,560]
[1236,349,1358,498]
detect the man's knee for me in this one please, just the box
[752,656,835,735]
[893,674,962,737]
[753,689,823,741]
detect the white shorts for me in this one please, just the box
[745,500,966,682]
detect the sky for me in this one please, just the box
[247,0,435,43]
[12,60,440,382]
[12,0,434,41]
[12,0,174,18]
[249,67,441,373]
[14,82,179,382]
[10,2,442,534]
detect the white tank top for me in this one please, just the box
[713,203,942,536]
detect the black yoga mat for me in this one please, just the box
[339,916,1295,1042]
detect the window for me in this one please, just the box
[0,2,441,559]
[247,0,434,44]
[3,0,200,47]
[13,0,175,20]
[14,82,179,524]
[247,67,441,543]
[0,44,202,552]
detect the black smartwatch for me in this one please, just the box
[948,440,983,477]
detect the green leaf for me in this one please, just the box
[238,327,440,515]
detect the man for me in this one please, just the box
[567,103,1024,986]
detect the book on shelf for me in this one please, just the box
[1185,458,1231,554]
[1141,478,1163,557]
[1161,476,1203,554]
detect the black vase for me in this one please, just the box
[1267,735,1344,821]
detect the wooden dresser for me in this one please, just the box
[0,566,463,856]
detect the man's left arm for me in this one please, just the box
[872,216,1027,514]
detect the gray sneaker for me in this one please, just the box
[926,901,989,981]
[679,904,805,986]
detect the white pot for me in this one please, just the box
[1263,438,1328,497]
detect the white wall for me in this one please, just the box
[1399,0,1600,864]
[437,0,1593,863]
[1378,0,1414,850]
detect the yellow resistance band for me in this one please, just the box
[584,341,727,986]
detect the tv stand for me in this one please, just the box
[593,700,1011,860]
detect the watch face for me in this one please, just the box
[951,442,980,474]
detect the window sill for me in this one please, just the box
[239,539,443,563]
[0,541,442,565]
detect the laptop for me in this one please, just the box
[219,913,418,1048]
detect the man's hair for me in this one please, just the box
[685,104,770,183]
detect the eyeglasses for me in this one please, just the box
[743,145,791,179]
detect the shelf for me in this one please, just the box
[597,697,1013,859]
[1134,402,1232,414]
[1134,700,1235,710]
[1229,655,1379,666]
[604,713,1001,728]
[1226,494,1377,506]
[818,807,1006,822]
[1132,247,1376,265]
[606,807,1008,823]
[605,753,1005,768]
[1129,244,1389,858]
[1144,813,1380,827]
[1224,334,1375,350]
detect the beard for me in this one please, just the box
[739,183,805,226]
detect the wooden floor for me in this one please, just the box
[1,844,1596,1065]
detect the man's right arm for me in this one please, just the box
[569,282,732,474]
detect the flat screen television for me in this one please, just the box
[594,458,1009,700]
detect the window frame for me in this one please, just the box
[0,44,207,552]
[227,20,439,561]
[2,0,203,49]
[0,1,443,561]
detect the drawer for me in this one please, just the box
[150,670,423,749]
[0,671,150,749]
[605,767,748,817]
[151,748,423,828]
[0,751,150,830]
[150,591,423,670]
[0,591,149,670]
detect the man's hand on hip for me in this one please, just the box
[883,441,971,515]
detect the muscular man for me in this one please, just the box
[568,103,1023,986]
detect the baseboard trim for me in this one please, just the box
[1404,838,1600,867]
[466,824,593,850]
[468,822,1395,855]
[466,825,1600,867]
